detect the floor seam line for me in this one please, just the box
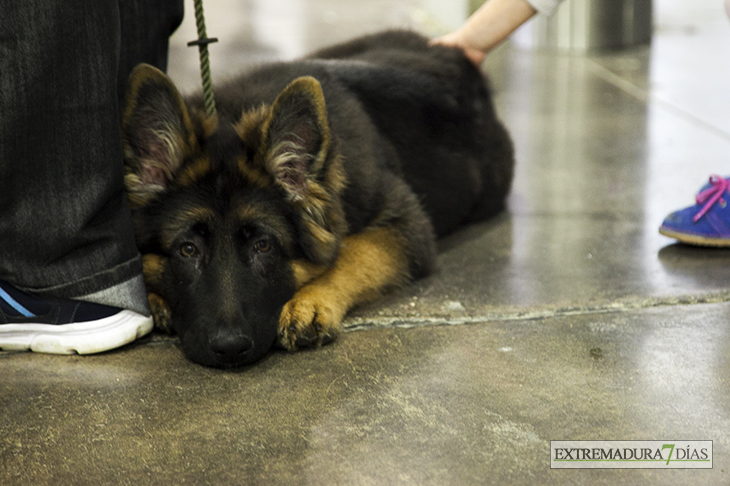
[344,292,730,331]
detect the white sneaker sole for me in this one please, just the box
[0,310,153,355]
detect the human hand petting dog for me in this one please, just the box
[430,0,538,65]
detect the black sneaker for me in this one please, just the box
[0,280,153,355]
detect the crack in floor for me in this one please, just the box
[343,291,730,331]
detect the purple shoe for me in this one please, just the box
[659,175,730,247]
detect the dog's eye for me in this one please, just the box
[253,239,271,253]
[179,242,198,257]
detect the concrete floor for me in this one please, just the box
[2,0,730,484]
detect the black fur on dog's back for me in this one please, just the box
[123,30,514,368]
[203,31,514,237]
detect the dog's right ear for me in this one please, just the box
[122,64,197,208]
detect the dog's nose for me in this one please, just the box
[208,329,253,356]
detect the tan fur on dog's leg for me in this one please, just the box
[148,293,173,333]
[141,254,173,333]
[279,227,410,350]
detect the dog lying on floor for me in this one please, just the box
[121,30,514,368]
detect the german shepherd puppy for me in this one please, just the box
[122,31,514,368]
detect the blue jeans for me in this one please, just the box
[0,0,183,306]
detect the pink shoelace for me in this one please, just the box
[693,175,729,222]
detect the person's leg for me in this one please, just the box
[0,0,181,353]
[0,0,144,306]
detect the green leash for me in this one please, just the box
[187,0,218,116]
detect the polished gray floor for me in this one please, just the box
[2,0,730,484]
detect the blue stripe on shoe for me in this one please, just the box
[0,287,35,317]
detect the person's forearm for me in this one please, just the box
[458,0,537,55]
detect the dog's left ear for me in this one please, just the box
[262,77,344,265]
[122,64,198,208]
[262,76,331,201]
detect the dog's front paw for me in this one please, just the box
[147,293,173,333]
[278,287,344,351]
